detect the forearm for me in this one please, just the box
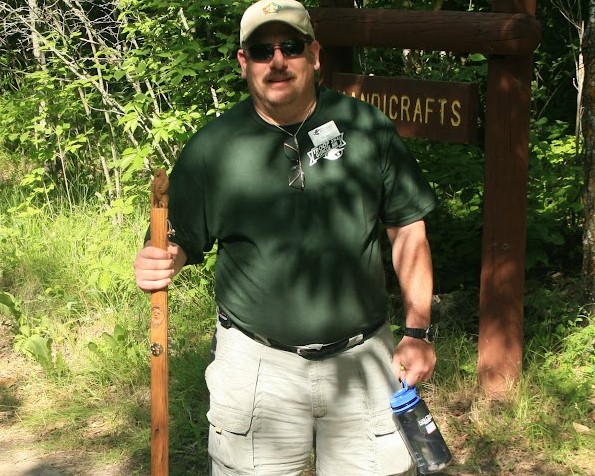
[387,221,433,328]
[387,220,436,385]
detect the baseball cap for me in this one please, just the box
[240,0,315,45]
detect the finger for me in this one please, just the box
[140,246,172,260]
[139,257,175,271]
[136,276,171,292]
[134,250,174,271]
[393,360,408,384]
[421,368,434,382]
[399,364,408,383]
[139,266,174,279]
[405,372,420,387]
[134,265,174,290]
[166,241,180,256]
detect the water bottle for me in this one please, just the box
[390,381,452,474]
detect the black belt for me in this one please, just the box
[217,309,384,360]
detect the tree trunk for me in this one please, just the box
[582,0,595,310]
[27,0,46,133]
[27,0,44,67]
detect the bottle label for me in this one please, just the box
[418,414,437,434]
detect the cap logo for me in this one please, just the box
[263,2,282,14]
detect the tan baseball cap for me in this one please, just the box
[240,0,315,45]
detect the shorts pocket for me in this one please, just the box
[207,399,254,435]
[205,326,262,435]
[371,407,398,436]
[356,324,400,438]
[371,407,415,475]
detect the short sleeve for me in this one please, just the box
[380,131,438,227]
[146,134,215,265]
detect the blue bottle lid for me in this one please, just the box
[390,380,420,414]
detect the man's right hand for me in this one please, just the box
[134,241,186,292]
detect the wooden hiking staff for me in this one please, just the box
[149,168,171,476]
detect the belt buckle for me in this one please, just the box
[296,344,324,358]
[295,333,365,359]
[296,340,345,359]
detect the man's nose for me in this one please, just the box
[270,47,287,67]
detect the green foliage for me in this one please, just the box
[419,285,594,474]
[0,291,21,320]
[526,118,582,271]
[87,323,148,387]
[88,323,133,358]
[533,1,585,126]
[403,115,581,292]
[13,313,70,380]
[540,316,594,404]
[0,189,217,472]
[407,140,485,291]
[0,0,251,215]
[8,167,56,216]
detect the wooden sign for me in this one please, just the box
[332,73,479,144]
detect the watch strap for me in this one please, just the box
[403,327,428,339]
[403,325,435,343]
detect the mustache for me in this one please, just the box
[265,73,295,82]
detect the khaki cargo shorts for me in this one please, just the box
[206,320,416,476]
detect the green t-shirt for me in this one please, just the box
[166,87,437,345]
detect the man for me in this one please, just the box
[134,1,438,474]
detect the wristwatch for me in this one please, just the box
[403,325,436,344]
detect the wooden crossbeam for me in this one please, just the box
[309,9,540,55]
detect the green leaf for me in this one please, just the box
[468,53,486,62]
[98,271,112,292]
[114,69,127,80]
[0,292,21,319]
[22,335,52,365]
[113,324,128,343]
[87,341,100,355]
[136,61,147,75]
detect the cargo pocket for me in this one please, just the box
[356,326,415,475]
[371,407,398,436]
[371,407,415,475]
[205,325,262,473]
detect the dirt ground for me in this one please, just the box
[0,317,126,476]
[0,425,125,476]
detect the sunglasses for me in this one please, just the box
[246,39,308,62]
[284,136,305,191]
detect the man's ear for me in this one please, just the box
[237,48,248,79]
[310,40,321,72]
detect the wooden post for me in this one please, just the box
[316,0,354,86]
[478,0,536,396]
[150,169,170,475]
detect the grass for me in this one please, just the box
[0,176,593,475]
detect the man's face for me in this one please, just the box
[237,22,320,118]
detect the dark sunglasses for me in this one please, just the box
[246,39,308,62]
[284,136,305,191]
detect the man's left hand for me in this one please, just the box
[392,336,436,386]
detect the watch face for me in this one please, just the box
[425,325,436,342]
